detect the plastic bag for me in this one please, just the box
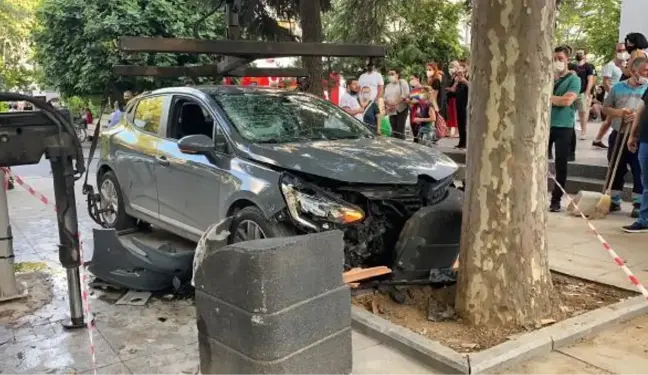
[380,116,392,137]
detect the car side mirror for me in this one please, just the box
[178,134,215,154]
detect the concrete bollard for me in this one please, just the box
[194,230,351,374]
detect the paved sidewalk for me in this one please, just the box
[2,152,647,373]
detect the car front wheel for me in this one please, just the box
[98,170,136,230]
[229,206,295,244]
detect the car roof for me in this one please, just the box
[145,85,298,97]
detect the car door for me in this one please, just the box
[155,94,227,239]
[112,94,170,222]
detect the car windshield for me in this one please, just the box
[211,92,373,143]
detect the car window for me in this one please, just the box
[133,96,164,134]
[169,97,217,140]
[211,92,373,143]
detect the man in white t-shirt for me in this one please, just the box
[593,43,630,149]
[339,79,363,120]
[358,61,384,101]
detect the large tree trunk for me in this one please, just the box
[299,0,324,95]
[455,0,557,327]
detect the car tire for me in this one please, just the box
[98,170,136,230]
[229,206,295,244]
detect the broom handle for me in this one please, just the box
[602,125,626,193]
[606,123,632,195]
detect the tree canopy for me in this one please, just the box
[0,0,39,91]
[33,0,226,97]
[323,0,467,77]
[554,0,620,64]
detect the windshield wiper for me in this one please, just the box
[257,138,281,144]
[324,135,361,140]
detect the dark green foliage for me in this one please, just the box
[33,0,226,97]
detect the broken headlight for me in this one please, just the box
[280,176,365,230]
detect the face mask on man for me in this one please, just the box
[554,61,566,74]
[388,75,398,83]
[617,51,630,61]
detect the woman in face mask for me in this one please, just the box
[358,85,382,134]
[444,61,461,138]
[383,69,410,139]
[622,33,648,80]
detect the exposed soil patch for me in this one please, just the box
[352,273,635,353]
[0,271,53,326]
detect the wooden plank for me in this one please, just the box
[119,36,386,58]
[113,65,309,78]
[343,266,392,284]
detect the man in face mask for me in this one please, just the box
[358,60,384,102]
[592,43,631,149]
[339,79,363,120]
[549,45,581,212]
[625,57,648,232]
[601,57,648,217]
[573,50,596,140]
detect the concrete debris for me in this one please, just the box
[115,290,152,306]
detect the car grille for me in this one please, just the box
[425,176,453,206]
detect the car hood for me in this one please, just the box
[237,137,458,184]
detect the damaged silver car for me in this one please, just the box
[93,85,463,287]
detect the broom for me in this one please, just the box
[590,122,632,219]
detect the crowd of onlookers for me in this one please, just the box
[339,59,470,149]
[550,32,648,234]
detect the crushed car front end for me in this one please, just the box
[277,172,463,282]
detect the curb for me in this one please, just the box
[351,307,469,374]
[351,295,648,374]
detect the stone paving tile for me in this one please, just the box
[352,343,441,374]
[122,345,199,374]
[352,330,381,351]
[81,362,132,374]
[0,324,120,374]
[498,351,609,374]
[95,300,198,362]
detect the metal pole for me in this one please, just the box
[49,151,85,329]
[0,168,26,302]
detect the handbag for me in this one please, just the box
[434,110,448,138]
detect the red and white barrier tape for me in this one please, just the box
[1,167,97,374]
[549,171,648,302]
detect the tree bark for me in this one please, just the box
[299,0,324,95]
[455,0,557,327]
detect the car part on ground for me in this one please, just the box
[88,226,209,291]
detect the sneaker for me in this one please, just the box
[610,202,622,212]
[592,140,608,149]
[622,221,648,233]
[549,202,561,212]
